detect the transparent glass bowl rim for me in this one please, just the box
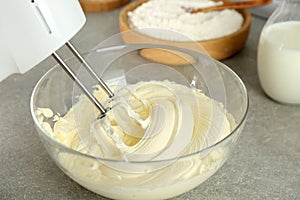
[30,47,249,164]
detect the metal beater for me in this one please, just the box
[52,42,115,118]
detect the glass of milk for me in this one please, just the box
[257,0,300,104]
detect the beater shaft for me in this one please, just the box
[52,42,114,117]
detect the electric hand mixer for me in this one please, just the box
[0,0,114,118]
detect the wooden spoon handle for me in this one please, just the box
[191,0,273,13]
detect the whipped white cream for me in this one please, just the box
[128,0,244,41]
[37,80,235,199]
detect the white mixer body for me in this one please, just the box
[0,0,86,81]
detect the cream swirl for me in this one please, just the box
[39,80,233,162]
[37,80,235,199]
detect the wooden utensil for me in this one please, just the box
[187,0,272,13]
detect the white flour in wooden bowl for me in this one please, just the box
[128,0,244,41]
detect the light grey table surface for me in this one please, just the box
[1,7,299,200]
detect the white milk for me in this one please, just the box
[258,21,300,104]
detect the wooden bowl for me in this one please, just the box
[119,0,251,65]
[79,0,130,12]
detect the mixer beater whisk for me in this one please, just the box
[52,41,114,118]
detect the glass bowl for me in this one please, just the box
[31,44,248,199]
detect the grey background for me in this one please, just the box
[0,7,299,200]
